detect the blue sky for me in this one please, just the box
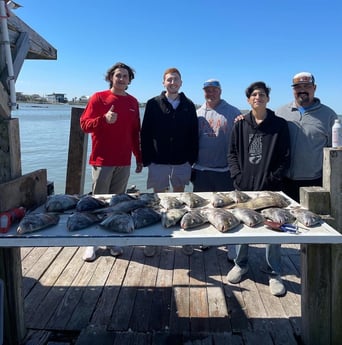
[13,0,342,113]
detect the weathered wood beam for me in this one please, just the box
[12,31,30,81]
[0,117,21,180]
[65,107,88,195]
[0,169,47,212]
[0,82,10,118]
[7,13,57,60]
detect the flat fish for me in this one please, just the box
[201,208,240,232]
[161,208,188,228]
[227,194,290,210]
[289,208,322,227]
[230,208,265,227]
[261,207,295,225]
[109,193,137,206]
[99,212,135,233]
[227,190,251,203]
[67,212,105,231]
[17,213,60,234]
[180,210,208,230]
[131,207,161,229]
[76,195,108,212]
[211,192,235,208]
[178,192,207,208]
[159,196,184,210]
[45,194,80,212]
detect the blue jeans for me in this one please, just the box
[234,244,282,275]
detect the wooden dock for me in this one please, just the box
[21,244,302,345]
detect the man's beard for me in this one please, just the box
[297,92,310,106]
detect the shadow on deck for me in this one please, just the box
[21,245,302,345]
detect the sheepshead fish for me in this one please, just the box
[201,208,240,232]
[131,207,161,229]
[17,213,60,234]
[230,208,265,227]
[159,196,184,210]
[261,207,295,225]
[76,195,108,212]
[180,210,208,230]
[161,208,188,228]
[45,194,80,212]
[178,192,207,208]
[93,199,148,214]
[99,212,135,233]
[138,193,160,206]
[289,208,322,227]
[109,193,137,206]
[227,193,290,210]
[227,190,251,203]
[211,192,235,208]
[67,212,105,231]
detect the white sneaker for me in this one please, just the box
[227,265,248,284]
[108,246,123,257]
[269,275,286,296]
[83,246,99,262]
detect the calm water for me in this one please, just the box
[12,103,342,195]
[12,103,149,194]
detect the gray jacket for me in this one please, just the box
[275,98,337,180]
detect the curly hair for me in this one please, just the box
[105,62,135,88]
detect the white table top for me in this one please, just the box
[1,192,341,247]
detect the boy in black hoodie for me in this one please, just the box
[227,81,290,296]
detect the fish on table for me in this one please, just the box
[180,209,208,230]
[45,194,80,212]
[109,193,137,206]
[289,207,322,227]
[17,213,60,234]
[99,212,135,233]
[227,190,251,203]
[67,212,105,231]
[201,208,240,232]
[211,192,235,208]
[230,208,265,227]
[178,192,208,208]
[76,195,108,212]
[261,207,295,225]
[92,199,148,214]
[159,196,184,210]
[227,193,290,210]
[161,208,188,228]
[131,207,161,229]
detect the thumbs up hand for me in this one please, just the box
[105,104,118,124]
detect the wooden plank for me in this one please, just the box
[204,247,231,332]
[12,32,30,81]
[109,246,145,330]
[129,246,160,332]
[0,169,47,211]
[0,118,21,183]
[149,246,174,331]
[189,249,210,333]
[0,83,10,118]
[169,247,190,334]
[91,247,133,326]
[65,107,88,195]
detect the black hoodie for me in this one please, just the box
[228,109,290,191]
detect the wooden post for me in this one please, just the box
[0,118,22,182]
[300,148,342,345]
[65,107,88,195]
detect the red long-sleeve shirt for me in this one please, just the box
[80,90,142,166]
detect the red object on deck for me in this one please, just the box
[0,207,26,233]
